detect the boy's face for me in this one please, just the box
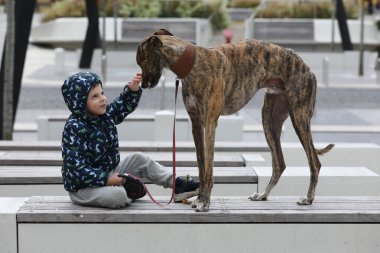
[86,84,107,117]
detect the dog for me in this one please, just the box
[136,29,334,212]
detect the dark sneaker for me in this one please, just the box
[174,175,200,202]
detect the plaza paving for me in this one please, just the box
[0,12,379,144]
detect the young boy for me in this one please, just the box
[61,72,199,208]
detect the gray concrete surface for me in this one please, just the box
[1,12,380,144]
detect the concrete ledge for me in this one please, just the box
[246,18,379,50]
[0,166,258,197]
[0,151,248,167]
[254,166,380,196]
[0,197,27,253]
[15,196,380,253]
[30,17,213,48]
[0,140,271,152]
[37,111,244,142]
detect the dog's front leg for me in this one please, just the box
[188,114,206,210]
[191,118,216,212]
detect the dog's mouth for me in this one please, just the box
[141,75,160,89]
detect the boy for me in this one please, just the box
[61,72,199,208]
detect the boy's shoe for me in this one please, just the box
[174,175,200,202]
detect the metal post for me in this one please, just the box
[113,0,118,47]
[358,0,365,76]
[3,0,15,140]
[323,57,329,87]
[377,58,380,85]
[101,0,107,83]
[331,0,336,51]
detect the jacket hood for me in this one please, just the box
[61,72,102,118]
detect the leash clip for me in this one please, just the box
[175,77,180,87]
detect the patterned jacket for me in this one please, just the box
[61,72,142,192]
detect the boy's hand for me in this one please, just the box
[106,173,125,186]
[128,73,142,92]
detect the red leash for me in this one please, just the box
[143,78,180,206]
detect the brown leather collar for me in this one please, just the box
[170,44,196,79]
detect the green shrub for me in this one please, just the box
[40,0,86,22]
[41,0,229,31]
[376,20,380,30]
[118,0,161,18]
[258,1,358,19]
[228,0,260,8]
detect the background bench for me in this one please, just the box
[13,196,380,253]
[0,150,249,167]
[245,18,379,51]
[30,17,213,49]
[37,112,244,141]
[0,166,258,197]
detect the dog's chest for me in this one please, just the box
[185,94,198,110]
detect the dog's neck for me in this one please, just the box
[170,44,196,79]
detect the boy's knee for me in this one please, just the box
[103,187,131,209]
[131,152,149,162]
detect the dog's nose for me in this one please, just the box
[141,82,150,89]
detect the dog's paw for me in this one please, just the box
[191,199,199,208]
[297,197,313,205]
[248,193,267,201]
[194,202,209,212]
[191,198,209,212]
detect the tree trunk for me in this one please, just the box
[79,0,101,68]
[2,0,15,140]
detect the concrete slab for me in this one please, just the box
[0,197,27,253]
[254,166,380,196]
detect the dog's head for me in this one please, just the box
[136,29,173,89]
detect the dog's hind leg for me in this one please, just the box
[249,91,289,201]
[288,76,321,205]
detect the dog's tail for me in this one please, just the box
[316,144,335,155]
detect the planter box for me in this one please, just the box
[245,18,379,51]
[30,17,213,49]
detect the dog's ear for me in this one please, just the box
[147,35,163,49]
[153,28,173,36]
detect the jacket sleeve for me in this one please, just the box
[62,121,109,190]
[107,84,143,125]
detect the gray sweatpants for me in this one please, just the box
[69,152,173,209]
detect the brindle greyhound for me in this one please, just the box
[136,29,334,212]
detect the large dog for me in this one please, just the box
[136,29,334,212]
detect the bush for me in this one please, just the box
[40,0,230,31]
[258,1,358,19]
[40,0,86,22]
[228,0,260,8]
[376,20,380,30]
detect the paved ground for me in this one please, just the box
[1,12,380,144]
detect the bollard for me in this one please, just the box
[101,54,107,84]
[160,75,166,110]
[54,48,65,73]
[322,57,329,87]
[377,58,380,85]
[223,28,234,43]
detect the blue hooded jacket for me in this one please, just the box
[61,72,142,192]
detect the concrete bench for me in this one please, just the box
[30,17,213,49]
[37,111,244,141]
[243,142,380,176]
[0,166,258,197]
[11,196,380,253]
[0,140,270,152]
[245,18,379,51]
[0,151,250,167]
[254,166,380,197]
